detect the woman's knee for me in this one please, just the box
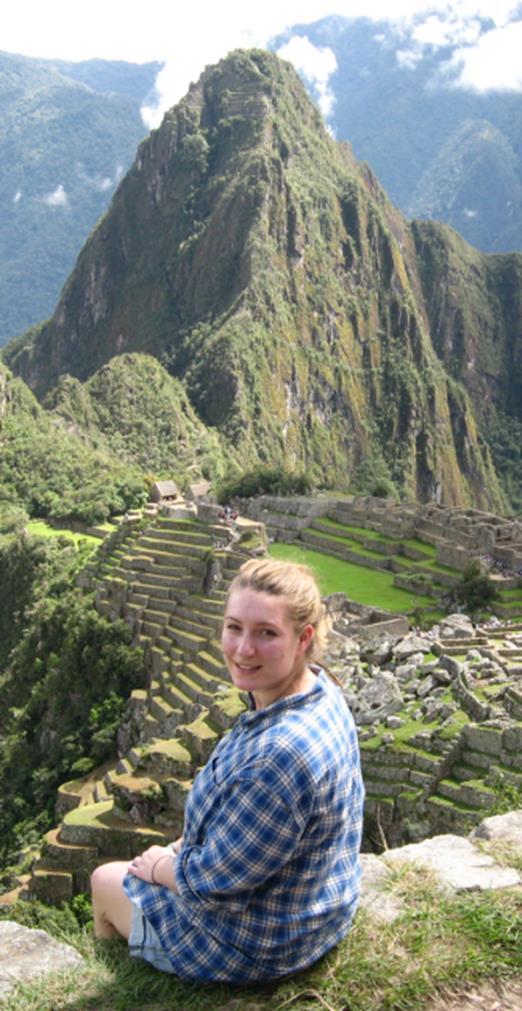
[91,860,127,898]
[91,861,133,939]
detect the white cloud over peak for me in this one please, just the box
[411,13,482,48]
[44,184,68,207]
[448,20,522,91]
[277,35,337,117]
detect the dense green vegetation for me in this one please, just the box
[46,354,231,483]
[0,508,94,669]
[0,579,146,865]
[0,51,158,343]
[217,465,313,503]
[0,365,147,524]
[446,562,500,617]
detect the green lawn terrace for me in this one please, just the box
[18,509,263,906]
[242,493,522,621]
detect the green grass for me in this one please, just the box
[27,520,100,548]
[269,543,433,611]
[401,538,438,557]
[317,517,395,542]
[2,882,520,1011]
[308,528,390,558]
[498,588,522,600]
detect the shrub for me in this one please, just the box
[446,561,499,616]
[216,466,313,503]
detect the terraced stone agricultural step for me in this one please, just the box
[148,692,183,724]
[104,769,165,809]
[164,624,207,653]
[362,780,408,801]
[60,800,172,858]
[93,780,110,803]
[436,778,497,809]
[435,637,490,655]
[425,795,479,834]
[130,571,181,591]
[208,687,245,730]
[178,715,220,764]
[139,537,210,561]
[200,638,225,665]
[168,613,214,640]
[156,638,184,665]
[136,739,194,779]
[143,526,211,547]
[30,867,74,904]
[40,828,98,871]
[185,660,225,693]
[175,671,214,705]
[176,606,221,633]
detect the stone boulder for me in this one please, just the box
[0,921,84,999]
[469,810,522,848]
[344,671,403,725]
[393,634,433,659]
[439,614,475,639]
[381,834,520,891]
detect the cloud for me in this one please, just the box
[411,13,482,48]
[13,190,22,204]
[75,162,125,192]
[445,20,522,91]
[276,35,337,117]
[44,184,68,207]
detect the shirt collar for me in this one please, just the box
[239,668,326,725]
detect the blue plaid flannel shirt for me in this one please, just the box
[124,669,364,982]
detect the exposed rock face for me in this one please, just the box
[359,810,522,924]
[0,921,84,999]
[4,50,512,509]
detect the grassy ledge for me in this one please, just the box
[1,876,520,1010]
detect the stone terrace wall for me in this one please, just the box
[236,495,522,574]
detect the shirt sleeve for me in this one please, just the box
[175,768,311,912]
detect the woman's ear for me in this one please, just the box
[298,624,315,653]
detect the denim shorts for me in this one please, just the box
[128,902,176,974]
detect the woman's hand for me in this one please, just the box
[127,845,177,890]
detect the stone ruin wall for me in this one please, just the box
[235,494,522,577]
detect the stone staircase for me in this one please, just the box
[26,513,252,903]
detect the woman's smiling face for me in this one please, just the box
[221,588,314,708]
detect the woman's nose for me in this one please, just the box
[236,632,256,656]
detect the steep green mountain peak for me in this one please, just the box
[3,50,516,509]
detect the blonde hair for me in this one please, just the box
[226,557,327,663]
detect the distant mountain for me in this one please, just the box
[7,50,521,511]
[274,16,522,253]
[0,50,160,344]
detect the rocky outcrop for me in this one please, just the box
[359,810,522,923]
[0,921,84,999]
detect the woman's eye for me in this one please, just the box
[224,622,241,632]
[260,629,277,637]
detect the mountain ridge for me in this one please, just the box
[3,50,519,511]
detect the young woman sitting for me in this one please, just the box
[91,557,364,983]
